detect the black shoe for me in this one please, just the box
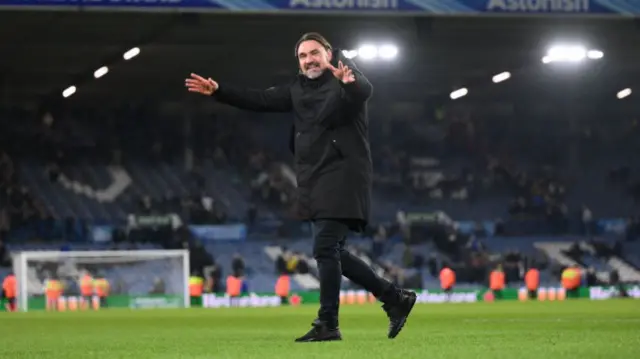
[294,319,342,343]
[382,289,417,339]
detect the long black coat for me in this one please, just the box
[212,49,373,231]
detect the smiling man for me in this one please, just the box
[185,32,416,342]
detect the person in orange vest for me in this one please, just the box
[275,274,291,305]
[94,276,110,309]
[78,270,95,310]
[439,263,456,301]
[45,275,63,311]
[189,272,204,307]
[525,266,540,299]
[561,265,581,298]
[2,272,17,312]
[226,275,242,306]
[489,265,506,299]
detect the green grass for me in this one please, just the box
[1,300,639,359]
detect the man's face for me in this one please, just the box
[297,40,332,79]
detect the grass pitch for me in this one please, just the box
[1,300,638,359]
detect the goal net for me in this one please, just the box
[11,250,189,312]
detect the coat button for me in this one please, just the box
[332,140,336,143]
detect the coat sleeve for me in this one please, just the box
[211,82,293,113]
[338,56,373,103]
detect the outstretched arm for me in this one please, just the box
[185,73,292,113]
[213,83,292,113]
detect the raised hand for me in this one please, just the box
[185,73,218,95]
[327,61,355,84]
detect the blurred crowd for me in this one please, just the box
[0,101,639,287]
[1,150,53,240]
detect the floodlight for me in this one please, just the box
[587,50,604,59]
[358,45,378,60]
[123,47,140,60]
[543,45,603,64]
[492,72,511,83]
[378,45,398,60]
[94,66,109,79]
[450,88,468,100]
[342,50,358,59]
[617,88,632,99]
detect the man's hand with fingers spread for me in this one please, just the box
[185,73,218,95]
[327,61,355,84]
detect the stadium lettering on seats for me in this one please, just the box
[289,0,398,10]
[415,290,478,304]
[202,293,282,308]
[589,286,640,300]
[486,0,590,12]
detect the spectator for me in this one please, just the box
[294,252,310,274]
[586,267,598,286]
[206,263,222,293]
[0,240,9,267]
[231,253,245,278]
[275,250,289,275]
[0,209,8,243]
[581,205,593,236]
[372,225,387,259]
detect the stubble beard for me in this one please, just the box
[304,67,324,79]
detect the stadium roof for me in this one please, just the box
[1,10,639,107]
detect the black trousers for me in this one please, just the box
[312,219,400,328]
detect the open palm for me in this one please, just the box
[185,73,218,95]
[328,61,355,84]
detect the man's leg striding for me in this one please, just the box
[295,219,348,342]
[313,219,348,327]
[339,238,417,339]
[339,244,399,303]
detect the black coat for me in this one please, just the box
[211,49,373,231]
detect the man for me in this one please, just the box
[561,264,581,298]
[2,272,17,312]
[231,253,245,278]
[94,274,110,309]
[525,265,540,299]
[44,273,62,311]
[489,264,505,299]
[189,271,204,307]
[185,32,416,342]
[439,263,455,301]
[78,270,94,310]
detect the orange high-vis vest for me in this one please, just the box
[94,278,110,297]
[489,270,505,290]
[525,269,540,291]
[275,275,290,297]
[189,276,204,297]
[561,268,580,290]
[2,274,17,298]
[45,280,62,299]
[439,268,456,289]
[226,275,242,297]
[80,275,94,296]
